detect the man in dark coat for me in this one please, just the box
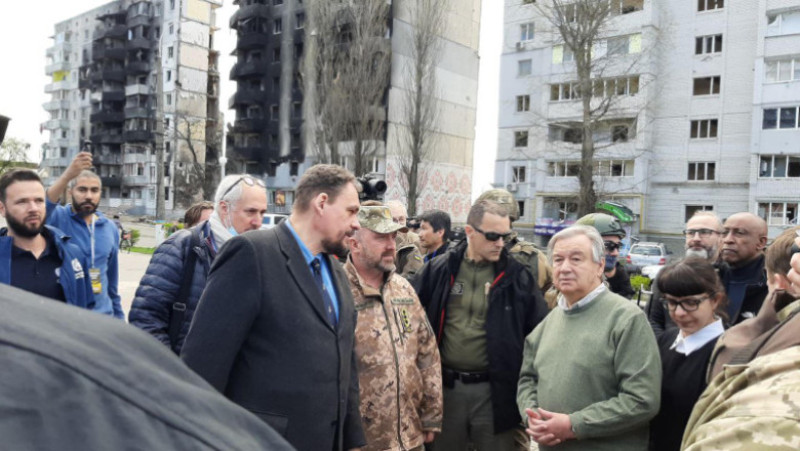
[181,164,366,451]
[0,284,293,451]
[412,200,548,451]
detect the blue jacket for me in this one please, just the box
[129,221,215,353]
[46,199,122,319]
[0,226,95,309]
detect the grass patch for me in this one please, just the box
[129,247,155,255]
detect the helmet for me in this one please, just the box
[576,213,626,239]
[477,189,519,221]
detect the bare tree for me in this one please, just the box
[0,137,32,175]
[304,0,392,176]
[394,0,446,216]
[534,0,653,217]
[172,114,207,207]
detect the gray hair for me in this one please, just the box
[214,174,264,211]
[69,170,101,188]
[688,210,722,229]
[547,225,605,265]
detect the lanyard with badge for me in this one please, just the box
[88,215,102,294]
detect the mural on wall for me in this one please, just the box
[384,158,472,222]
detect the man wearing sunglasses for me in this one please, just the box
[129,174,267,354]
[576,213,635,299]
[412,200,547,451]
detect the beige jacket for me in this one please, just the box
[345,258,443,451]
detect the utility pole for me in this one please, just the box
[154,41,165,220]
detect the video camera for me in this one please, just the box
[406,217,421,230]
[357,174,387,202]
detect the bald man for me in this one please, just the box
[719,212,768,324]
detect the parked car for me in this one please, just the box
[261,213,288,230]
[626,242,670,267]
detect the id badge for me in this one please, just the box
[90,268,102,294]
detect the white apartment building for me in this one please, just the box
[43,0,221,216]
[498,0,797,247]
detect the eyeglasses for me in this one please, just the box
[472,225,511,242]
[604,240,620,251]
[221,176,266,200]
[660,295,711,312]
[683,228,721,238]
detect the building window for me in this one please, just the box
[270,105,279,120]
[512,166,527,183]
[765,58,800,83]
[552,45,574,64]
[520,23,534,42]
[273,18,282,34]
[166,70,171,81]
[165,94,172,105]
[685,205,713,221]
[522,0,535,4]
[758,202,799,226]
[687,162,716,181]
[518,59,532,76]
[290,161,299,176]
[697,0,724,12]
[548,125,583,143]
[690,119,719,138]
[169,23,174,34]
[514,131,529,147]
[547,161,581,177]
[273,0,283,4]
[695,34,722,55]
[292,102,302,119]
[759,155,800,178]
[552,76,639,101]
[517,201,526,219]
[607,34,642,56]
[693,76,721,95]
[763,107,800,129]
[273,48,281,62]
[296,13,305,29]
[168,46,174,58]
[612,124,629,142]
[767,11,800,37]
[611,0,643,15]
[516,95,530,112]
[170,0,175,9]
[595,160,635,177]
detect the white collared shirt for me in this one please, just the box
[670,319,724,356]
[557,284,606,311]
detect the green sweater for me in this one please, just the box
[517,289,661,451]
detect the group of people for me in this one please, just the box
[1,149,799,450]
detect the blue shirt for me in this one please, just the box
[10,229,65,303]
[285,220,340,321]
[46,198,123,319]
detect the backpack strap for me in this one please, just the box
[168,227,201,354]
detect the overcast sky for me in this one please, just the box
[0,1,501,197]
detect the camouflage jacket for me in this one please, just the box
[396,232,424,279]
[507,233,553,292]
[345,258,443,451]
[682,346,800,450]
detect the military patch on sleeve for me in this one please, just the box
[450,282,464,295]
[391,297,415,305]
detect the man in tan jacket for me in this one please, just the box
[345,205,443,451]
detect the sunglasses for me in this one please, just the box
[221,176,266,200]
[473,225,511,242]
[604,240,620,251]
[660,295,711,312]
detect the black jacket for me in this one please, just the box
[181,223,365,451]
[411,240,548,433]
[0,284,293,451]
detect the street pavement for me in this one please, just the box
[118,250,151,318]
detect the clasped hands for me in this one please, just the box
[524,407,576,447]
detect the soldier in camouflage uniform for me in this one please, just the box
[387,200,425,279]
[476,189,552,293]
[345,206,443,451]
[681,346,800,450]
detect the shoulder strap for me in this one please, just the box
[168,227,201,353]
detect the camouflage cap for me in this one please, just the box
[477,188,519,221]
[358,206,408,234]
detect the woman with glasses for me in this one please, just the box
[648,258,727,451]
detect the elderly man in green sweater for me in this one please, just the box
[517,225,661,450]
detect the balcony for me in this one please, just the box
[127,14,151,29]
[236,32,270,50]
[228,89,268,108]
[123,175,150,186]
[231,145,266,162]
[234,118,268,133]
[230,4,272,29]
[127,61,151,74]
[230,60,269,79]
[44,119,71,130]
[91,111,125,123]
[95,46,127,61]
[93,153,123,165]
[91,69,126,83]
[102,90,126,102]
[125,83,150,96]
[91,131,125,145]
[124,130,154,142]
[45,61,70,75]
[45,80,77,93]
[101,176,122,187]
[124,106,151,118]
[123,152,152,164]
[127,38,152,50]
[43,99,70,111]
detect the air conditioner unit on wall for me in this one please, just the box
[516,42,524,51]
[507,183,518,192]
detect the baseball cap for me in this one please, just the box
[358,206,408,234]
